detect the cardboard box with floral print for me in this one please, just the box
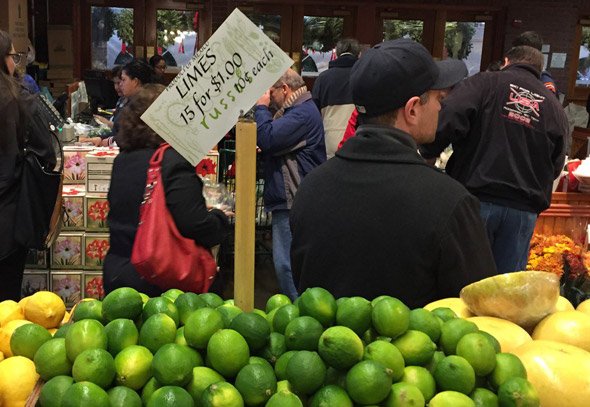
[25,249,48,269]
[62,184,85,230]
[85,193,109,231]
[51,272,82,309]
[51,233,84,268]
[21,271,49,298]
[83,233,110,269]
[63,146,94,184]
[196,151,219,183]
[83,272,104,300]
[86,149,118,193]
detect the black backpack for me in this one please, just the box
[14,94,64,249]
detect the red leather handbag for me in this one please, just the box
[131,143,217,293]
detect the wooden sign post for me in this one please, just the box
[233,119,257,311]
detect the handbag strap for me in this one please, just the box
[149,143,171,168]
[141,143,171,206]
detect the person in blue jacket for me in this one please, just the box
[255,68,326,300]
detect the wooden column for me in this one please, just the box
[233,119,257,311]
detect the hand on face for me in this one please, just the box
[257,90,271,107]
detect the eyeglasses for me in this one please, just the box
[8,53,23,65]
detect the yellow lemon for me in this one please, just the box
[424,298,473,318]
[513,339,590,407]
[552,296,574,312]
[0,355,40,407]
[24,291,66,329]
[61,311,71,326]
[0,300,25,327]
[0,319,32,357]
[18,296,31,313]
[532,310,590,351]
[0,350,4,362]
[467,316,532,353]
[576,299,590,316]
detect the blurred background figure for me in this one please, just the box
[149,54,167,83]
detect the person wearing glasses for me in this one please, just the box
[149,54,167,84]
[0,30,28,300]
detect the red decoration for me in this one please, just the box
[196,158,217,177]
[193,11,199,30]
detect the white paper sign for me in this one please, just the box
[141,8,294,166]
[550,53,567,69]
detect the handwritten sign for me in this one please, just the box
[141,8,294,166]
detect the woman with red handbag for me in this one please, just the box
[103,84,230,296]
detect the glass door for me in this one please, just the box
[377,9,436,51]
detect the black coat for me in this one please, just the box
[104,147,229,296]
[290,125,497,308]
[0,96,22,259]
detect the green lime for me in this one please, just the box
[429,391,475,407]
[425,350,446,374]
[104,318,139,356]
[207,329,250,378]
[147,385,194,407]
[336,296,372,336]
[184,308,224,350]
[286,350,326,395]
[324,366,347,388]
[318,326,364,370]
[382,382,425,407]
[433,355,476,395]
[234,363,277,405]
[266,294,292,313]
[61,381,110,407]
[65,319,107,362]
[107,386,142,407]
[470,387,499,407]
[10,323,52,360]
[265,389,303,407]
[34,338,73,381]
[102,287,143,322]
[479,331,502,354]
[138,313,177,353]
[363,339,405,381]
[456,333,497,376]
[274,350,297,380]
[72,299,103,323]
[201,382,243,407]
[152,343,198,386]
[199,293,224,309]
[259,332,287,365]
[142,297,180,327]
[297,287,337,328]
[400,366,436,402]
[392,329,437,366]
[38,375,74,407]
[175,293,207,325]
[497,377,539,407]
[230,312,270,352]
[185,366,225,404]
[310,384,353,407]
[272,304,300,334]
[409,308,442,342]
[52,323,71,339]
[430,307,458,322]
[114,345,153,390]
[161,288,185,303]
[72,348,115,389]
[488,353,527,390]
[216,304,243,328]
[346,360,393,405]
[140,377,161,405]
[439,318,479,355]
[284,316,323,351]
[372,297,410,339]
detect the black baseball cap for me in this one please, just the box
[350,39,468,117]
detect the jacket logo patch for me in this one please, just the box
[503,84,545,126]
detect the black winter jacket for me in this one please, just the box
[291,125,497,308]
[104,147,229,296]
[420,64,567,214]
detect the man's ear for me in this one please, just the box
[403,96,421,126]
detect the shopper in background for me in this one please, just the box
[0,31,29,300]
[291,39,496,308]
[93,66,124,129]
[512,31,558,97]
[255,68,326,301]
[420,45,568,274]
[103,84,230,296]
[149,54,167,83]
[312,38,360,158]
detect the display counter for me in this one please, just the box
[535,192,590,242]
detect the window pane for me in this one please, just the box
[444,21,484,76]
[91,7,134,70]
[156,9,198,69]
[577,26,590,87]
[302,16,344,77]
[246,13,281,46]
[383,19,423,42]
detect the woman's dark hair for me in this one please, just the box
[109,65,123,80]
[0,30,19,99]
[122,59,156,86]
[149,54,165,68]
[116,83,165,151]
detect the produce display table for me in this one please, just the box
[535,192,590,242]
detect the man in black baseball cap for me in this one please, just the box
[290,39,496,308]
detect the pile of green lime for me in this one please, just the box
[18,286,539,407]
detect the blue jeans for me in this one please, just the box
[479,202,537,274]
[271,209,299,301]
